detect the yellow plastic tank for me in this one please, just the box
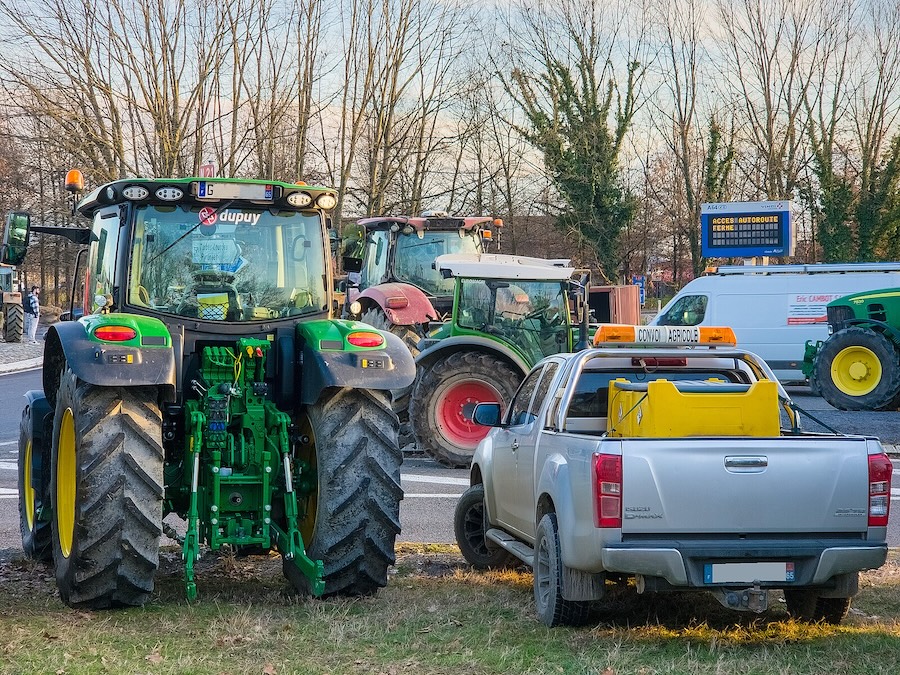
[606,378,780,438]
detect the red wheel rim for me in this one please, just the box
[436,379,502,448]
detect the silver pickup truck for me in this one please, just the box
[454,326,892,626]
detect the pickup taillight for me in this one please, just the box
[593,453,622,528]
[868,453,892,527]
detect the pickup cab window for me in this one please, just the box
[566,368,747,421]
[508,367,544,426]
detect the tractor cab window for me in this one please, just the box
[129,205,328,322]
[393,230,481,297]
[86,207,121,314]
[457,278,570,363]
[657,294,708,326]
[359,230,390,288]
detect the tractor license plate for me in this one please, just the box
[196,181,274,202]
[703,562,793,584]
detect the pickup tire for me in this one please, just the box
[534,513,593,627]
[783,590,851,624]
[815,327,900,411]
[454,484,516,570]
[411,351,520,467]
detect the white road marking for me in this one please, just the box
[0,461,16,471]
[404,493,462,499]
[0,487,16,499]
[0,441,17,447]
[401,473,469,486]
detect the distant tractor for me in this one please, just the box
[342,213,500,351]
[804,288,900,411]
[409,253,591,467]
[13,172,415,609]
[0,212,30,342]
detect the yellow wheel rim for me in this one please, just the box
[23,438,35,531]
[295,415,318,544]
[56,408,76,559]
[831,345,882,397]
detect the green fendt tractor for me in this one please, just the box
[803,287,900,410]
[0,212,29,342]
[409,253,591,467]
[11,173,415,609]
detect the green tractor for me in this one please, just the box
[409,253,590,467]
[0,212,29,342]
[803,287,900,410]
[12,172,415,609]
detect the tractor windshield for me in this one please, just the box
[129,205,328,321]
[393,230,481,296]
[457,278,570,363]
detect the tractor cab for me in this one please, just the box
[340,214,501,350]
[427,253,578,365]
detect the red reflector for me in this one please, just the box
[631,357,687,367]
[347,331,385,348]
[255,347,263,357]
[593,453,622,528]
[385,296,409,309]
[93,325,137,342]
[868,453,892,527]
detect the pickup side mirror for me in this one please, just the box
[472,402,502,427]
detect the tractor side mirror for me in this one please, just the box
[342,256,363,274]
[0,211,30,266]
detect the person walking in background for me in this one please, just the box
[25,285,40,342]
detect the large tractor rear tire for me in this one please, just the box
[50,369,164,609]
[289,387,402,596]
[361,308,422,447]
[410,351,521,468]
[4,303,24,342]
[814,327,900,411]
[18,401,52,561]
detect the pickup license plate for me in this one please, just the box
[704,562,794,584]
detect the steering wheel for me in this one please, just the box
[137,285,151,306]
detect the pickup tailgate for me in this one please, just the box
[619,437,871,534]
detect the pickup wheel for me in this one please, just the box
[410,351,521,467]
[783,590,852,624]
[534,513,593,627]
[454,484,516,570]
[815,327,900,411]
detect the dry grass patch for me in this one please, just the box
[0,546,897,674]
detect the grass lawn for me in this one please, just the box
[0,544,898,674]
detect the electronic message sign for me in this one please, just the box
[700,201,794,257]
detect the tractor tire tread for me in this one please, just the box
[409,351,521,467]
[290,388,402,597]
[51,370,163,609]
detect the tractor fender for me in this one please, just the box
[299,330,416,404]
[42,320,176,406]
[839,318,900,345]
[356,282,439,325]
[415,335,531,376]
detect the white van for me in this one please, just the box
[649,263,900,383]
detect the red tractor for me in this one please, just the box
[343,212,500,352]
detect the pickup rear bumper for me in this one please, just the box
[599,539,887,588]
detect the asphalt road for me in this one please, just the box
[1,370,899,556]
